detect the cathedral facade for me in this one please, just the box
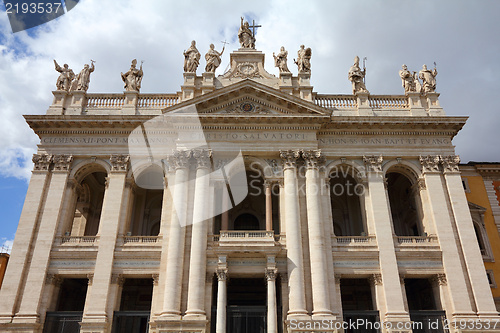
[0,24,499,333]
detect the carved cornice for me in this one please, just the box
[441,155,460,173]
[302,149,324,169]
[216,268,228,281]
[419,155,440,173]
[363,155,383,173]
[110,154,130,172]
[33,154,52,171]
[192,149,212,169]
[279,150,300,169]
[265,268,278,281]
[53,154,73,171]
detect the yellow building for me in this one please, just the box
[0,252,9,289]
[460,162,500,310]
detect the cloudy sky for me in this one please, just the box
[0,0,499,248]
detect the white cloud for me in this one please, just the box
[1,238,13,254]
[0,0,499,183]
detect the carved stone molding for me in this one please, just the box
[216,268,228,281]
[441,155,460,173]
[265,268,278,281]
[419,155,440,173]
[279,150,300,169]
[152,274,160,286]
[416,177,427,191]
[302,149,324,169]
[87,273,94,286]
[363,155,383,173]
[46,274,63,286]
[33,154,53,171]
[369,273,383,286]
[192,149,212,169]
[169,150,191,170]
[433,273,447,286]
[111,274,125,286]
[334,274,342,284]
[265,159,282,177]
[53,154,73,171]
[110,154,130,172]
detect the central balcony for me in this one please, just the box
[216,230,277,247]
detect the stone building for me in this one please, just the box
[460,163,500,310]
[0,25,499,333]
[0,251,9,289]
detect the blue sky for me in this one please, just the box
[1,0,500,250]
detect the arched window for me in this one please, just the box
[234,213,260,230]
[468,202,493,261]
[386,172,422,236]
[330,169,365,236]
[71,171,107,236]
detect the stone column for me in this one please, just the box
[419,156,475,318]
[279,150,307,318]
[266,267,278,333]
[215,268,228,333]
[186,150,212,318]
[265,180,273,232]
[441,156,499,317]
[363,156,409,325]
[161,150,191,318]
[13,155,73,326]
[302,150,333,318]
[80,155,129,333]
[0,154,52,323]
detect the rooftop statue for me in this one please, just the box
[419,64,438,93]
[294,45,311,73]
[121,59,143,92]
[399,64,417,93]
[54,60,75,91]
[184,40,201,73]
[74,60,95,92]
[205,43,225,73]
[273,46,290,73]
[348,56,368,94]
[238,17,255,49]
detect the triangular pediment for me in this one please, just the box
[162,79,331,117]
[468,201,487,213]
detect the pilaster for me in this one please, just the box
[66,90,86,115]
[279,72,293,95]
[201,72,215,95]
[182,72,196,101]
[425,92,445,116]
[297,73,312,101]
[407,92,427,116]
[47,90,69,115]
[363,155,410,325]
[215,265,228,333]
[13,155,73,325]
[441,155,499,318]
[0,155,52,324]
[80,154,129,333]
[356,91,373,116]
[122,91,138,115]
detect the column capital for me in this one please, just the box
[441,155,460,173]
[279,150,300,169]
[265,268,278,281]
[32,153,53,171]
[87,273,94,286]
[53,154,73,172]
[369,273,383,286]
[45,274,63,286]
[152,274,160,286]
[110,154,130,172]
[168,149,191,170]
[334,274,342,284]
[302,149,324,169]
[432,273,448,286]
[363,155,383,173]
[419,155,440,173]
[111,274,125,286]
[216,268,228,281]
[192,149,212,169]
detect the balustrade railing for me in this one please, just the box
[396,235,438,244]
[59,236,98,245]
[315,95,357,109]
[137,94,179,108]
[333,235,374,245]
[123,236,160,244]
[86,94,125,108]
[369,95,409,109]
[220,230,275,239]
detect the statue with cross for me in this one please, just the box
[238,17,260,49]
